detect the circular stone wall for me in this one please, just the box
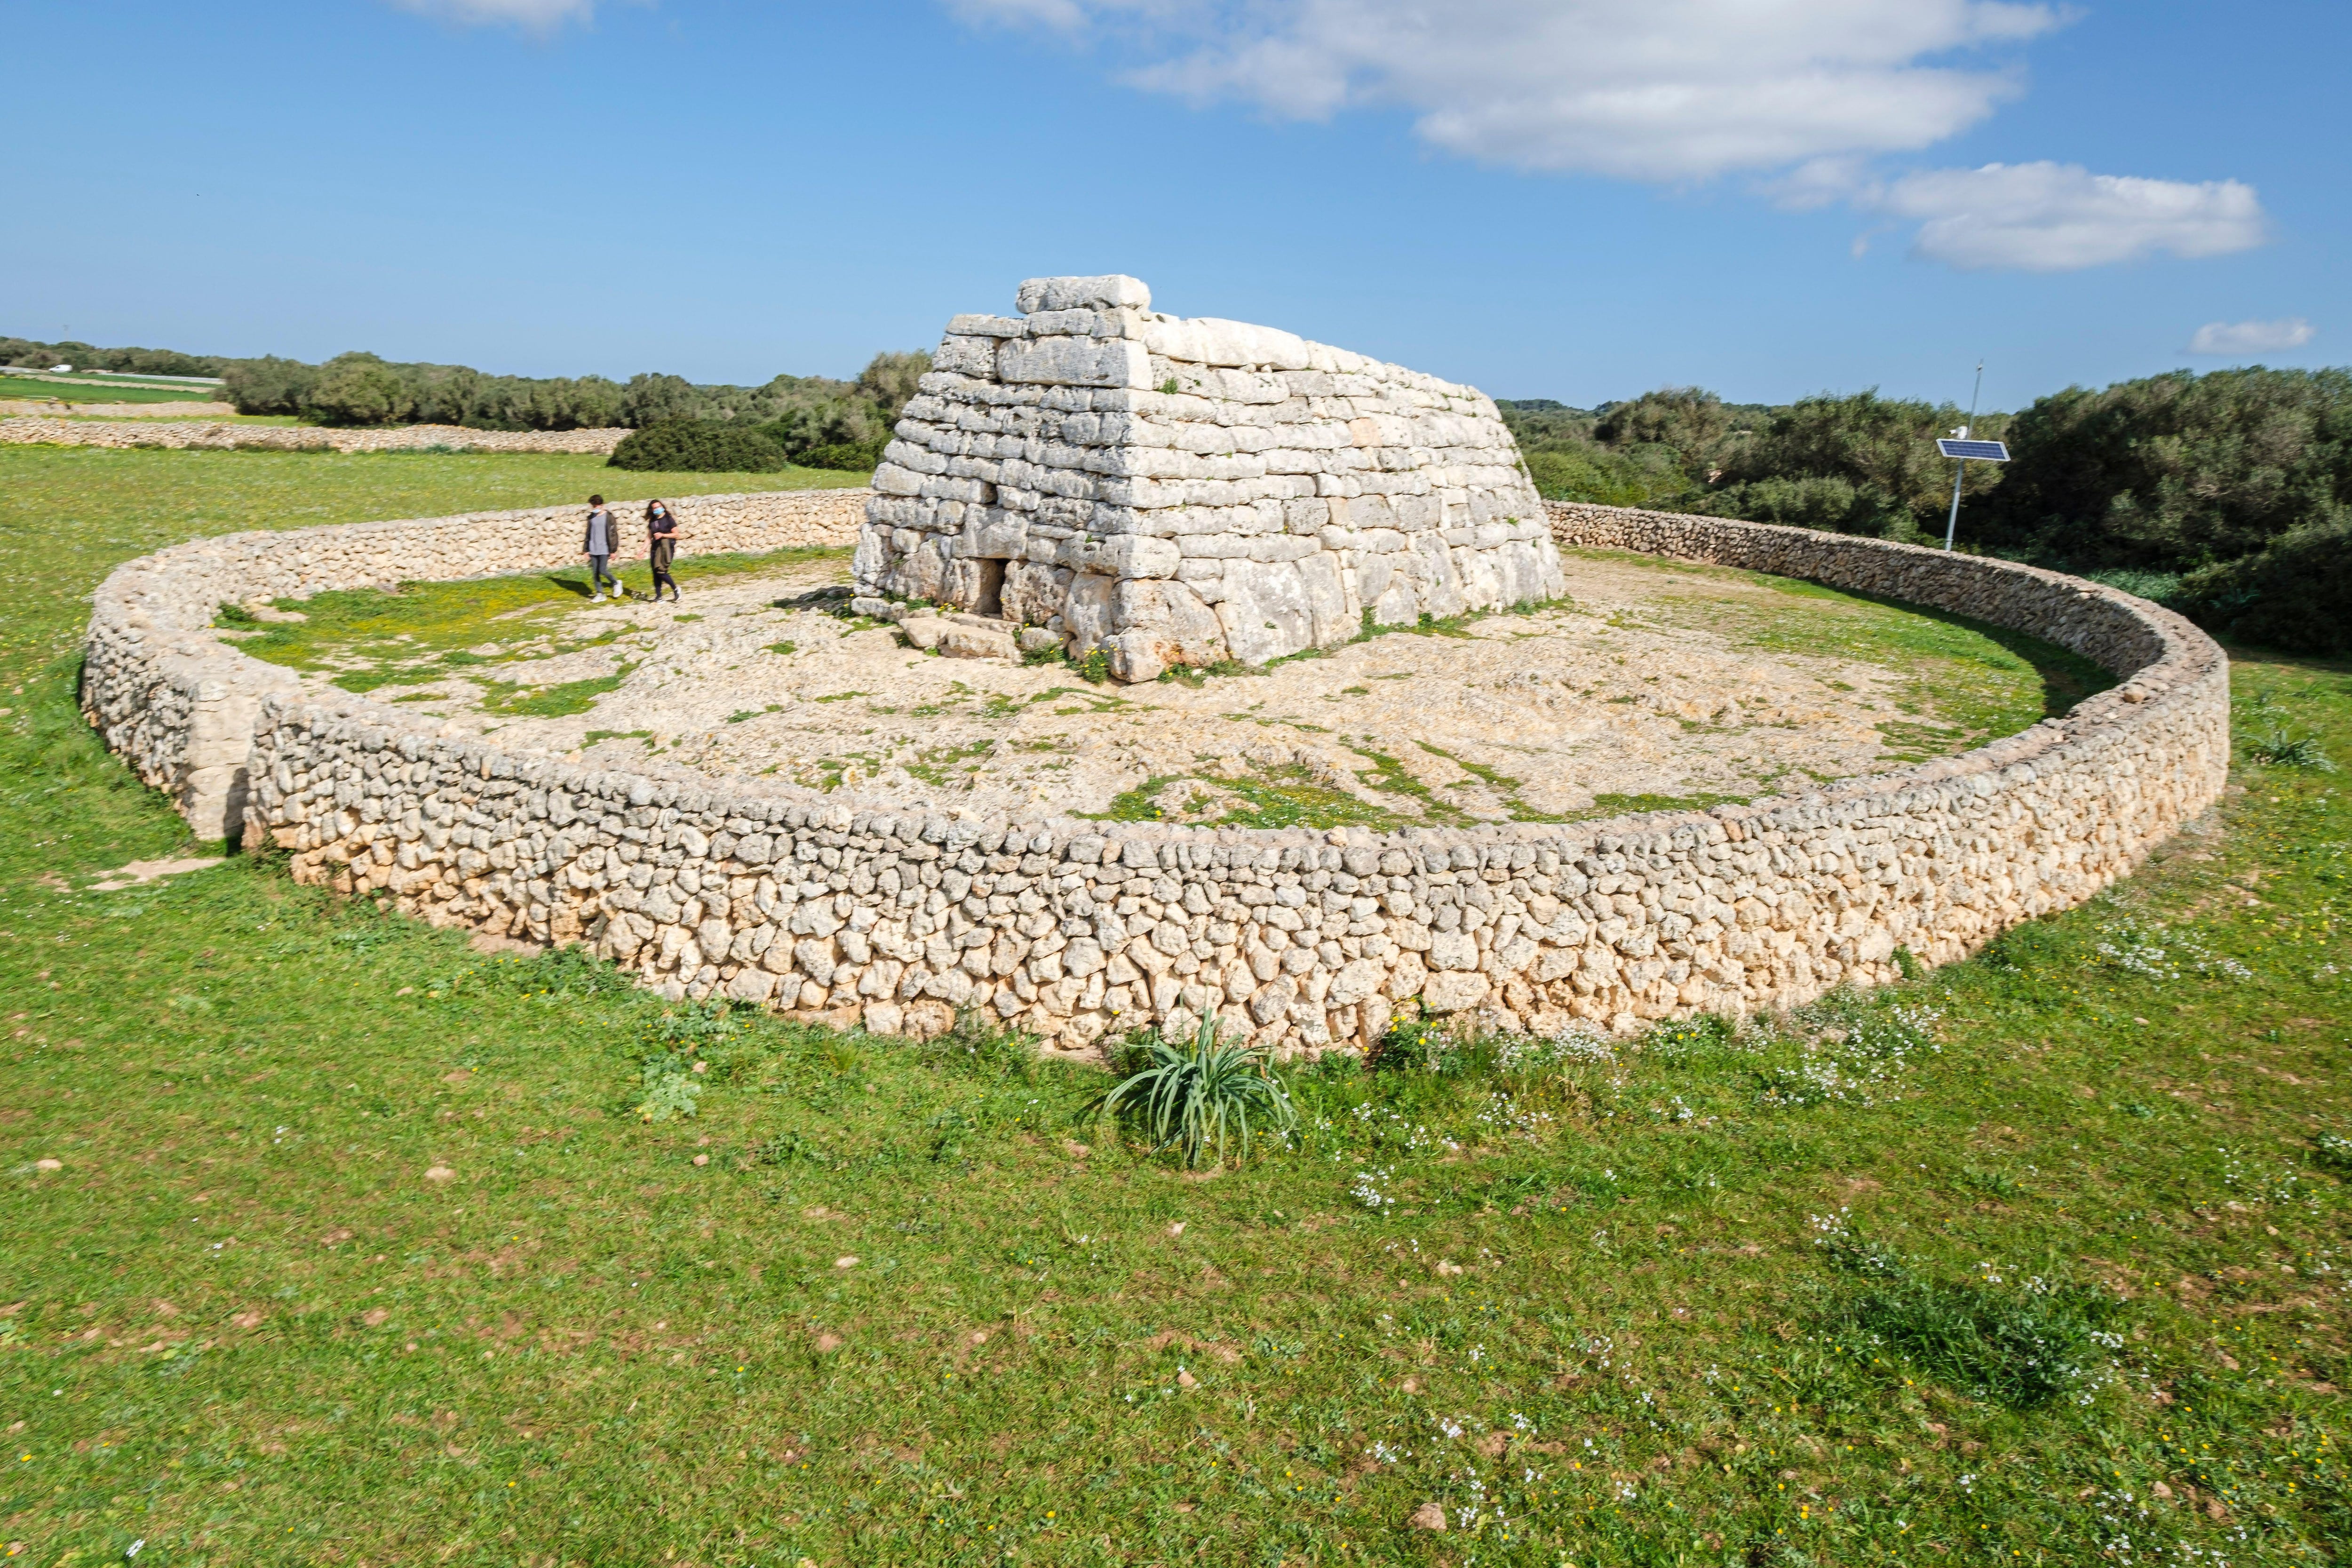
[82,490,2229,1056]
[272,545,2108,829]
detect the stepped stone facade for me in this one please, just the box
[855,276,1564,680]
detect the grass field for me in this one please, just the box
[0,448,2347,1567]
[0,376,220,405]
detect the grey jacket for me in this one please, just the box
[582,508,614,555]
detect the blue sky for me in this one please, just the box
[6,0,2343,410]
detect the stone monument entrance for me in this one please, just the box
[855,275,1565,681]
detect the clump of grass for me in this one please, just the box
[1088,1015,1296,1168]
[1819,1235,2120,1409]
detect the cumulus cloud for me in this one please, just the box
[953,0,2062,181]
[1850,161,2269,271]
[390,0,596,29]
[2188,318,2316,357]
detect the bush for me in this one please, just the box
[302,353,415,426]
[797,439,887,471]
[607,419,788,473]
[2174,515,2352,653]
[1982,367,2352,572]
[1523,446,1692,508]
[1698,389,1989,541]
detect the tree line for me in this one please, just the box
[1503,367,2349,654]
[1,334,929,470]
[6,330,2338,651]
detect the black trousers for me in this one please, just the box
[650,539,678,597]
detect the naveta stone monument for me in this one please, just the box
[854,275,1565,681]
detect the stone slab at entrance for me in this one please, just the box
[856,275,1565,681]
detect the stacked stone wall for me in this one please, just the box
[0,400,243,419]
[4,417,633,455]
[80,487,869,840]
[858,276,1564,681]
[81,494,2228,1056]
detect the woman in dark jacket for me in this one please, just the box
[644,500,687,602]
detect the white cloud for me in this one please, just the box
[2188,317,2316,357]
[390,0,596,29]
[1851,161,2269,271]
[953,0,2061,181]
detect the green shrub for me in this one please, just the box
[302,353,415,426]
[2174,516,2351,654]
[798,439,887,471]
[608,419,788,473]
[1523,447,1692,508]
[1086,1014,1296,1168]
[1983,367,2352,572]
[1367,1015,1464,1075]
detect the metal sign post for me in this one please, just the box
[1936,361,2009,549]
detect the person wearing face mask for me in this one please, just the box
[644,499,688,603]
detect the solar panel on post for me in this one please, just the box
[1935,438,2010,462]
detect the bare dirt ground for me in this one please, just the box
[328,548,2058,829]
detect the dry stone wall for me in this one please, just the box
[858,276,1564,681]
[82,492,2227,1057]
[81,487,869,840]
[4,417,631,455]
[0,400,241,419]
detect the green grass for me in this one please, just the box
[0,448,2345,1565]
[1093,764,1415,830]
[215,545,850,698]
[0,374,219,404]
[1570,549,2117,762]
[0,446,861,683]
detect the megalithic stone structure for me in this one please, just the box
[854,275,1565,681]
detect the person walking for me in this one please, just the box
[644,499,688,603]
[580,494,620,601]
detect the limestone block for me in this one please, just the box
[1062,574,1117,655]
[947,314,1029,338]
[939,623,1018,661]
[1017,275,1152,313]
[1111,580,1226,672]
[998,337,1152,390]
[961,508,1028,560]
[1003,561,1074,626]
[726,968,778,1003]
[1061,534,1179,580]
[1214,559,1316,665]
[1422,971,1491,1013]
[1295,551,1358,647]
[1138,317,1312,371]
[932,336,997,377]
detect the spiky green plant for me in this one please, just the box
[1088,1014,1296,1169]
[2248,725,2336,770]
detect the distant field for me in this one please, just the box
[0,373,219,403]
[0,445,864,676]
